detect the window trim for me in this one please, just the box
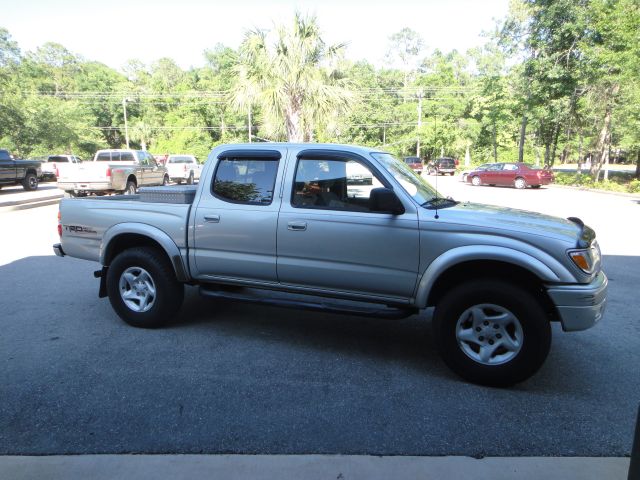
[210,151,281,206]
[290,150,394,214]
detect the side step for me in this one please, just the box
[199,286,417,319]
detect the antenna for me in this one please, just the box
[434,159,439,219]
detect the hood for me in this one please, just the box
[428,202,583,246]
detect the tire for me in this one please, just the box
[22,173,38,191]
[187,172,194,185]
[471,175,481,186]
[531,185,541,189]
[162,175,169,186]
[514,177,527,189]
[106,247,184,328]
[461,174,468,183]
[432,279,551,387]
[124,180,137,195]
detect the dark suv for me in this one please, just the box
[427,157,456,176]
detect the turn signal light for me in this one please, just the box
[57,210,62,237]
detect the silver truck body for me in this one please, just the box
[56,149,168,195]
[56,143,606,333]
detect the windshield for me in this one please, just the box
[371,152,440,205]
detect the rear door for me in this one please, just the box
[191,148,286,283]
[499,163,518,185]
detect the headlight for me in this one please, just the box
[568,242,601,274]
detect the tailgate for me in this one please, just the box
[57,162,111,183]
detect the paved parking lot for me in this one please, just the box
[0,180,638,456]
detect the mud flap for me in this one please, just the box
[94,267,108,298]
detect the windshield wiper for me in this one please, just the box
[421,196,458,209]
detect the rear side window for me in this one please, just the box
[120,152,135,162]
[212,157,279,205]
[96,152,110,161]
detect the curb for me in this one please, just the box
[0,455,631,480]
[0,195,62,212]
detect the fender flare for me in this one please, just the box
[414,245,575,308]
[100,223,189,282]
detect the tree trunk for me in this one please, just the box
[590,84,619,180]
[549,122,561,167]
[518,113,527,163]
[286,98,303,142]
[492,122,497,162]
[544,143,550,168]
[635,151,640,180]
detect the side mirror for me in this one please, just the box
[369,188,405,215]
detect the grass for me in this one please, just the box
[553,172,640,194]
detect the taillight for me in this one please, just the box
[106,167,111,178]
[57,210,62,237]
[55,165,59,178]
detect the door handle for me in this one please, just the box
[204,214,220,223]
[287,221,307,231]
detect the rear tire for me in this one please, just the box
[162,175,169,186]
[124,181,137,195]
[187,172,194,185]
[106,247,184,328]
[432,279,551,387]
[531,185,541,189]
[22,173,38,191]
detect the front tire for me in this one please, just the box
[124,181,137,195]
[471,175,481,186]
[106,247,184,328]
[514,177,527,189]
[22,173,38,191]
[432,279,551,387]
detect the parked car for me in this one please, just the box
[460,163,491,183]
[165,154,202,184]
[56,149,169,196]
[466,162,554,189]
[54,143,607,387]
[0,149,42,191]
[40,154,82,181]
[403,156,423,175]
[427,157,456,175]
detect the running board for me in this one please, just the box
[199,286,417,319]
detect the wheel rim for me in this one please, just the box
[472,176,480,186]
[119,266,156,312]
[455,303,523,365]
[515,178,526,189]
[29,176,37,188]
[126,184,136,195]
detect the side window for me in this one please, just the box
[96,152,110,161]
[487,164,502,171]
[292,158,384,212]
[121,152,135,162]
[503,164,517,171]
[212,157,279,205]
[136,151,146,164]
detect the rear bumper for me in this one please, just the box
[53,243,65,257]
[546,271,608,331]
[57,181,115,192]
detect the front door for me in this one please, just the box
[0,152,15,183]
[191,148,286,283]
[276,151,420,301]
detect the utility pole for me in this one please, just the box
[416,89,423,158]
[122,98,130,149]
[248,106,252,143]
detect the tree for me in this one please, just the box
[385,28,425,93]
[231,13,353,142]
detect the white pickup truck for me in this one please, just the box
[53,143,607,386]
[40,154,82,181]
[56,149,169,196]
[165,154,201,184]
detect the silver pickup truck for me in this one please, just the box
[56,149,169,196]
[53,143,607,386]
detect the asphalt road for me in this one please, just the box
[0,181,638,456]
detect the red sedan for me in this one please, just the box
[465,162,554,189]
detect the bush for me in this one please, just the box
[554,172,640,194]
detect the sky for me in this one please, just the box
[1,0,510,71]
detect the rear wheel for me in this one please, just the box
[106,247,184,328]
[162,175,169,186]
[471,175,481,186]
[432,279,551,387]
[187,172,194,185]
[22,173,38,191]
[124,181,137,195]
[531,185,541,189]
[514,177,527,189]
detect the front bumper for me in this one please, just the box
[546,271,608,331]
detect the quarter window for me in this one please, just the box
[292,158,385,212]
[212,158,279,205]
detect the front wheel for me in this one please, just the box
[432,279,551,387]
[106,247,184,328]
[471,175,481,186]
[22,173,38,191]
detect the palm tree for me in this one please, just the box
[130,121,154,151]
[231,13,353,142]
